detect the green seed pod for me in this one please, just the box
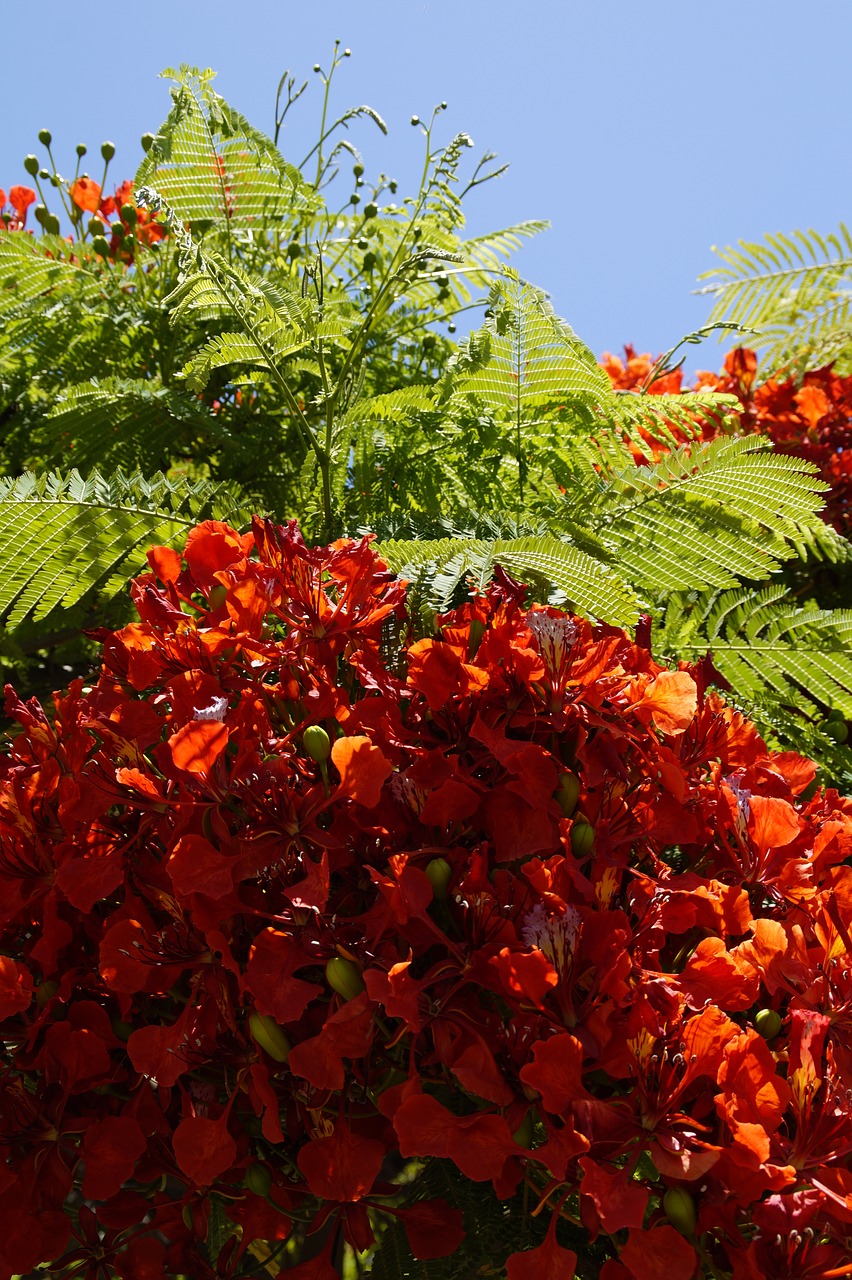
[512,1110,536,1149]
[244,1162,272,1196]
[325,956,365,1001]
[663,1186,697,1237]
[35,980,58,1008]
[140,132,155,153]
[363,202,378,219]
[823,719,848,743]
[754,1008,782,1040]
[303,725,331,763]
[121,203,138,227]
[38,128,52,147]
[425,857,452,901]
[555,772,581,817]
[570,819,595,857]
[249,1012,291,1062]
[45,214,61,236]
[23,155,39,176]
[100,141,115,161]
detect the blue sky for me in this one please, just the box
[3,0,850,369]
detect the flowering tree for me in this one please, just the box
[2,521,852,1278]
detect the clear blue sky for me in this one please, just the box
[3,0,850,368]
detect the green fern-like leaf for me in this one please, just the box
[135,65,319,235]
[697,224,852,372]
[0,469,247,627]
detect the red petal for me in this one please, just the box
[168,834,234,900]
[296,1121,384,1201]
[173,1112,237,1187]
[0,956,33,1020]
[81,1116,146,1199]
[519,1032,586,1114]
[168,719,229,773]
[506,1214,577,1280]
[331,734,392,807]
[619,1225,697,1280]
[242,929,322,1024]
[398,1199,465,1260]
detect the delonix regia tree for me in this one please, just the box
[2,59,852,775]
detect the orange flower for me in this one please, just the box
[69,176,102,213]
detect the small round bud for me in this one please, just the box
[570,820,595,857]
[755,1008,782,1040]
[389,180,398,194]
[326,956,364,1001]
[87,217,105,236]
[410,115,420,126]
[207,583,227,611]
[344,47,351,56]
[23,155,39,176]
[349,192,360,205]
[33,204,48,226]
[424,857,452,900]
[363,202,378,219]
[663,1187,697,1237]
[140,132,155,153]
[353,163,364,178]
[824,719,848,743]
[362,251,377,272]
[120,203,138,226]
[441,100,448,109]
[249,1012,291,1062]
[244,1162,272,1196]
[555,772,581,817]
[45,213,61,236]
[303,725,331,763]
[313,63,322,72]
[76,144,87,158]
[828,706,846,722]
[513,1110,535,1148]
[286,241,302,260]
[39,168,50,180]
[91,235,110,257]
[38,128,52,147]
[100,141,115,161]
[447,322,456,334]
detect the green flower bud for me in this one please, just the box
[663,1186,697,1237]
[362,251,377,272]
[111,1018,134,1042]
[45,214,61,236]
[249,1012,291,1062]
[286,241,302,260]
[76,144,87,158]
[39,168,50,180]
[121,203,138,227]
[207,583,228,611]
[23,155,39,176]
[33,204,48,226]
[91,236,110,258]
[828,707,846,722]
[325,956,364,1001]
[823,719,848,743]
[754,1008,782,1040]
[303,725,331,763]
[425,857,452,901]
[244,1162,272,1196]
[181,1204,193,1230]
[512,1110,536,1149]
[35,980,58,1008]
[555,772,581,817]
[353,163,365,178]
[363,202,378,219]
[140,132,155,153]
[100,141,115,161]
[38,128,52,147]
[88,217,105,236]
[350,193,360,205]
[570,819,595,857]
[410,115,420,126]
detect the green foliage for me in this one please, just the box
[2,57,852,763]
[697,224,852,373]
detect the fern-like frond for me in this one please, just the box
[0,470,247,627]
[135,65,319,234]
[660,586,852,720]
[45,379,229,472]
[697,224,852,371]
[379,533,639,625]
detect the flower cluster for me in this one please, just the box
[0,184,36,231]
[2,521,852,1279]
[70,176,167,261]
[603,345,852,536]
